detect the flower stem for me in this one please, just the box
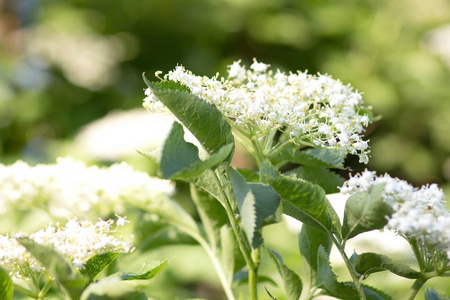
[37,277,53,300]
[404,278,427,300]
[331,235,366,300]
[212,169,259,299]
[198,237,236,300]
[409,238,427,272]
[189,184,238,300]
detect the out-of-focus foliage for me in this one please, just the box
[1,0,450,188]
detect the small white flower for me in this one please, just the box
[115,214,130,227]
[250,58,269,72]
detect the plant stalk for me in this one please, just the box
[404,278,427,300]
[198,238,236,300]
[213,169,259,299]
[331,236,366,300]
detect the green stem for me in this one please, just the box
[404,278,427,300]
[212,169,259,300]
[331,235,366,300]
[266,137,294,159]
[249,248,261,300]
[409,238,427,272]
[174,215,236,300]
[189,184,235,300]
[198,237,236,300]
[37,277,53,300]
[213,169,255,270]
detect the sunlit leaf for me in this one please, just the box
[160,122,233,179]
[143,78,234,161]
[80,253,120,282]
[262,161,341,236]
[119,259,168,280]
[342,183,393,241]
[354,252,421,279]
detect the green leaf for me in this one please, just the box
[227,167,281,248]
[285,166,345,194]
[190,184,228,248]
[354,252,421,279]
[274,147,346,169]
[160,122,234,179]
[425,288,450,300]
[143,77,235,159]
[119,259,169,280]
[80,253,120,282]
[0,267,13,300]
[266,248,302,300]
[298,224,332,288]
[248,182,282,227]
[265,286,278,300]
[80,277,148,300]
[360,285,393,300]
[81,260,168,299]
[316,246,359,299]
[17,237,89,300]
[342,183,394,241]
[262,161,341,236]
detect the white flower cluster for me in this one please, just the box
[0,218,133,279]
[144,59,371,163]
[340,170,450,258]
[0,157,175,220]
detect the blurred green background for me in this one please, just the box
[1,0,450,189]
[1,0,450,299]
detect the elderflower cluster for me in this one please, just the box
[0,157,175,221]
[340,170,450,258]
[144,59,371,163]
[0,218,133,279]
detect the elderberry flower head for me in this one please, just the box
[0,218,133,279]
[0,157,175,222]
[340,170,450,258]
[143,59,372,163]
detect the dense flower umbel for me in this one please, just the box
[0,157,175,220]
[0,218,134,279]
[340,170,450,258]
[144,59,372,163]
